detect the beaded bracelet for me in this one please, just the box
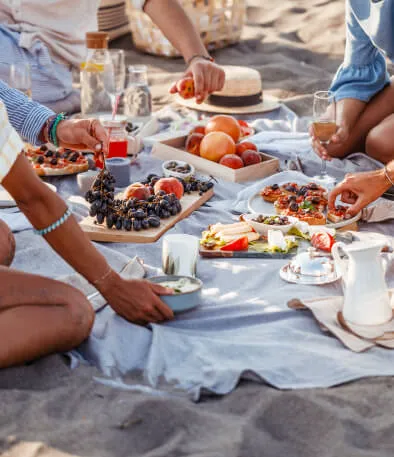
[43,114,57,143]
[33,207,72,236]
[49,112,67,147]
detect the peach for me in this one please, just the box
[176,77,195,99]
[219,154,244,169]
[154,177,184,200]
[190,125,206,135]
[186,133,204,156]
[200,132,236,163]
[242,150,262,166]
[236,141,258,157]
[124,182,151,201]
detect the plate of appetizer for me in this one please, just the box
[23,144,89,176]
[248,172,361,230]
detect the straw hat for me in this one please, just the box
[176,65,280,114]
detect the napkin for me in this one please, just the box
[361,198,394,223]
[288,292,394,353]
[59,256,145,312]
[1,442,79,457]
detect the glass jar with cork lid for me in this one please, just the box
[80,32,112,115]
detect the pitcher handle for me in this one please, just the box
[332,242,347,279]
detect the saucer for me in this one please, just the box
[280,263,341,285]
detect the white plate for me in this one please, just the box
[0,182,57,208]
[247,171,361,230]
[280,264,341,285]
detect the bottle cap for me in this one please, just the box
[86,32,109,49]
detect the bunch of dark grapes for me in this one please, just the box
[85,169,182,231]
[142,174,215,196]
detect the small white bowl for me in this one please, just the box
[162,160,195,179]
[242,213,298,236]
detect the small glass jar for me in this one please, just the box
[96,120,128,168]
[124,65,152,123]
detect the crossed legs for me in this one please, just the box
[0,222,94,368]
[326,78,394,164]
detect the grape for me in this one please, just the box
[170,206,178,216]
[124,219,132,231]
[115,219,123,230]
[141,219,150,230]
[161,210,170,218]
[133,220,142,231]
[96,212,105,224]
[135,209,145,219]
[147,216,160,228]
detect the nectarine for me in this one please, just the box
[236,141,258,157]
[154,177,184,200]
[200,132,236,163]
[186,133,204,156]
[124,183,151,201]
[242,150,262,166]
[205,115,241,143]
[176,77,195,99]
[219,154,244,169]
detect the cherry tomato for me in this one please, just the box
[311,232,335,252]
[220,236,249,251]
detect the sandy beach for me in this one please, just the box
[3,2,394,457]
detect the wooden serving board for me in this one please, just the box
[80,188,214,243]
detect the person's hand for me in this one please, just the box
[328,169,390,216]
[101,275,175,325]
[56,119,109,161]
[170,58,225,104]
[309,122,349,162]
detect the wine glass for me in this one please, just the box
[104,49,126,116]
[312,90,337,186]
[9,63,32,98]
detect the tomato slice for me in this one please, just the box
[238,120,249,128]
[220,236,249,251]
[311,232,335,252]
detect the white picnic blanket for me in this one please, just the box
[9,107,394,400]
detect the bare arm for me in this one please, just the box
[144,0,225,102]
[1,155,173,324]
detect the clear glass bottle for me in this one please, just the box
[80,32,112,116]
[124,65,152,123]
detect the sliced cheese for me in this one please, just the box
[210,222,249,234]
[221,232,260,243]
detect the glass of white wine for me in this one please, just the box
[312,90,337,186]
[9,63,32,98]
[103,49,126,116]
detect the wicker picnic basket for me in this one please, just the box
[126,0,246,57]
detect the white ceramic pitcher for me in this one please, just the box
[332,241,392,326]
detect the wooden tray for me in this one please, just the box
[151,135,280,183]
[80,188,214,243]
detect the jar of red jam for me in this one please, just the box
[96,120,128,168]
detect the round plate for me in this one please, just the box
[0,182,57,208]
[247,194,361,230]
[280,264,340,285]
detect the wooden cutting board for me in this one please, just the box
[80,188,214,243]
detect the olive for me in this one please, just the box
[37,155,44,164]
[309,183,318,190]
[40,145,48,152]
[271,184,279,190]
[288,195,296,202]
[289,202,299,212]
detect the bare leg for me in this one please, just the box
[0,268,95,368]
[0,220,15,266]
[326,79,394,160]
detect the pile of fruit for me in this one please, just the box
[85,170,214,231]
[185,115,261,170]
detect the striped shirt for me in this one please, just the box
[0,80,53,145]
[0,100,25,183]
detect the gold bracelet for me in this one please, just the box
[92,267,113,287]
[384,166,394,187]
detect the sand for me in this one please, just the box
[3,2,394,456]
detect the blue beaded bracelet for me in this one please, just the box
[33,208,72,236]
[50,112,67,147]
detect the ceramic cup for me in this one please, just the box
[162,234,200,277]
[105,157,130,188]
[77,170,99,195]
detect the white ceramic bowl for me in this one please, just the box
[162,160,195,179]
[242,213,298,236]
